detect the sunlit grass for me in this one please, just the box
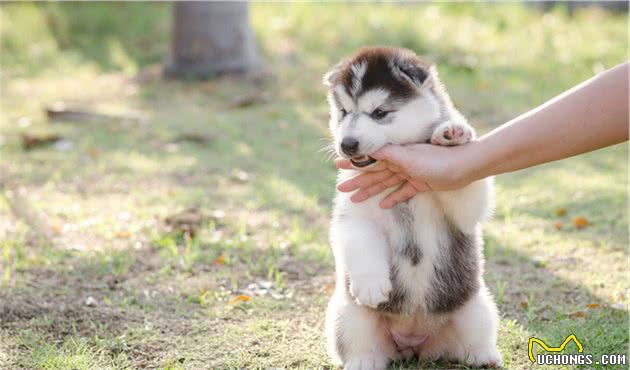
[0,2,627,369]
[17,332,132,370]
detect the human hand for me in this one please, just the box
[335,143,477,208]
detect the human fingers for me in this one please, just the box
[337,169,394,192]
[371,145,408,165]
[384,161,403,173]
[408,179,432,192]
[334,158,353,170]
[350,174,404,202]
[361,160,389,172]
[372,146,414,174]
[379,182,419,209]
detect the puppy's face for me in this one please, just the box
[324,47,442,167]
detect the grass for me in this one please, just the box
[0,2,628,369]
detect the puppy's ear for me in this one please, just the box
[391,58,431,89]
[323,61,344,87]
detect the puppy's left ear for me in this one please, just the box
[391,58,433,89]
[323,61,344,87]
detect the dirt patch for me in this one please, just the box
[0,298,140,339]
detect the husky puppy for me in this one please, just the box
[324,47,502,370]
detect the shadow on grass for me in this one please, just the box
[494,145,628,249]
[1,226,627,368]
[37,2,170,71]
[0,230,330,368]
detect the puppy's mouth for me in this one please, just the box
[350,155,377,168]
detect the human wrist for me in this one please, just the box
[455,139,491,183]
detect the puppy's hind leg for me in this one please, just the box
[443,286,502,368]
[326,293,395,370]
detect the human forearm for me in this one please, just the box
[466,62,629,181]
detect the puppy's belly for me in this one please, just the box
[379,313,449,355]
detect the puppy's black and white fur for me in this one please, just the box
[324,47,501,369]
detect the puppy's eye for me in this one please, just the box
[340,108,348,119]
[370,108,390,120]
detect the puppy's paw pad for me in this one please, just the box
[344,353,389,370]
[349,275,392,308]
[431,122,473,146]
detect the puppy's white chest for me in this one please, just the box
[336,191,448,313]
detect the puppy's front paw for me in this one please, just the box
[344,352,389,370]
[349,275,392,308]
[431,121,474,146]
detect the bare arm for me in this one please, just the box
[469,61,628,180]
[337,62,629,208]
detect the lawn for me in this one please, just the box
[0,2,627,369]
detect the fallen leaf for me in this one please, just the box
[213,255,226,265]
[586,303,601,309]
[87,147,101,159]
[51,221,63,235]
[520,300,529,309]
[568,311,587,318]
[230,295,251,304]
[116,230,133,239]
[21,133,61,150]
[554,221,563,230]
[555,208,567,217]
[572,216,590,229]
[321,283,335,294]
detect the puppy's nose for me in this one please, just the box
[341,137,359,156]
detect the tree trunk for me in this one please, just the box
[532,1,628,13]
[163,1,260,79]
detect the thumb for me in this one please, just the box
[372,145,407,164]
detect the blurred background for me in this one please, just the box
[0,2,627,369]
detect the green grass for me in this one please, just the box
[16,332,132,370]
[0,2,628,369]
